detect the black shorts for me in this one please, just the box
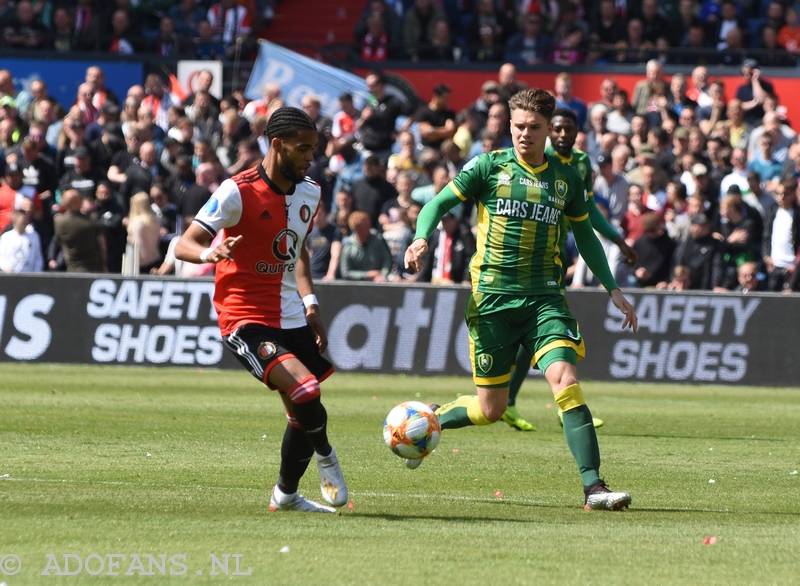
[222,324,334,390]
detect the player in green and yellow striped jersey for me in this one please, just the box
[404,88,638,510]
[502,108,638,432]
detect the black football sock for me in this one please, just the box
[291,397,332,457]
[276,423,314,495]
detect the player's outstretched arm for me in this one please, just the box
[175,223,242,264]
[297,245,328,353]
[405,183,464,272]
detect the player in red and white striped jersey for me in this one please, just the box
[176,107,347,513]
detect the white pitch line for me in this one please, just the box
[0,477,760,513]
[0,476,544,505]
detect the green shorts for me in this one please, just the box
[465,292,585,388]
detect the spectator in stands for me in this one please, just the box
[242,83,281,123]
[104,9,140,55]
[107,126,141,187]
[170,0,206,37]
[351,154,397,228]
[736,60,775,127]
[56,116,89,180]
[47,6,75,52]
[712,193,759,289]
[709,0,749,50]
[226,137,261,177]
[193,19,226,60]
[179,161,213,224]
[632,211,675,288]
[402,0,445,62]
[0,208,42,272]
[552,24,586,66]
[762,178,800,291]
[593,152,629,222]
[357,71,414,162]
[361,13,390,61]
[119,141,170,214]
[606,89,633,137]
[379,169,416,229]
[59,145,98,200]
[725,99,751,150]
[142,74,179,133]
[472,23,504,62]
[70,0,99,51]
[554,73,587,130]
[0,161,39,231]
[620,183,650,245]
[590,0,626,58]
[331,137,364,197]
[354,0,402,53]
[207,0,252,60]
[672,212,722,290]
[0,70,32,118]
[732,261,765,292]
[505,13,550,65]
[440,138,465,178]
[749,132,783,184]
[416,211,475,285]
[150,181,179,246]
[416,84,456,151]
[306,199,341,281]
[658,265,692,290]
[92,180,125,273]
[339,210,393,282]
[151,16,180,57]
[51,189,105,272]
[760,25,794,67]
[300,95,332,164]
[184,71,219,111]
[467,0,516,48]
[330,93,358,143]
[632,60,665,116]
[2,0,44,50]
[126,191,161,274]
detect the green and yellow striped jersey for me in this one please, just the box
[545,145,594,197]
[450,148,590,296]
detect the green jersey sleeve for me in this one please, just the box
[450,153,490,202]
[562,165,591,221]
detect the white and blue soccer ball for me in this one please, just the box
[383,401,441,460]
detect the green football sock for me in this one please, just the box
[507,346,533,407]
[555,384,601,486]
[436,395,492,429]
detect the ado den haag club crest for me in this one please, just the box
[477,353,493,373]
[555,180,568,199]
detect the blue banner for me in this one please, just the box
[245,41,371,119]
[3,58,143,111]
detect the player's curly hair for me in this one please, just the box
[509,88,556,121]
[265,106,316,141]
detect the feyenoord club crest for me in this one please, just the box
[477,353,493,374]
[555,180,568,199]
[299,205,311,222]
[258,342,277,360]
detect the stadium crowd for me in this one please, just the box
[353,0,800,67]
[1,4,800,293]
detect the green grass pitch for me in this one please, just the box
[1,364,799,585]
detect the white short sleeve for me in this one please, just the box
[193,179,243,237]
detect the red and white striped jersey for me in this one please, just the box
[207,4,252,44]
[193,165,320,335]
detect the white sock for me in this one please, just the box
[273,485,295,502]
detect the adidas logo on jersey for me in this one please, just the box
[259,209,272,220]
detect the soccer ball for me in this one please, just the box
[383,401,441,460]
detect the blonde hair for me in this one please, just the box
[127,191,157,232]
